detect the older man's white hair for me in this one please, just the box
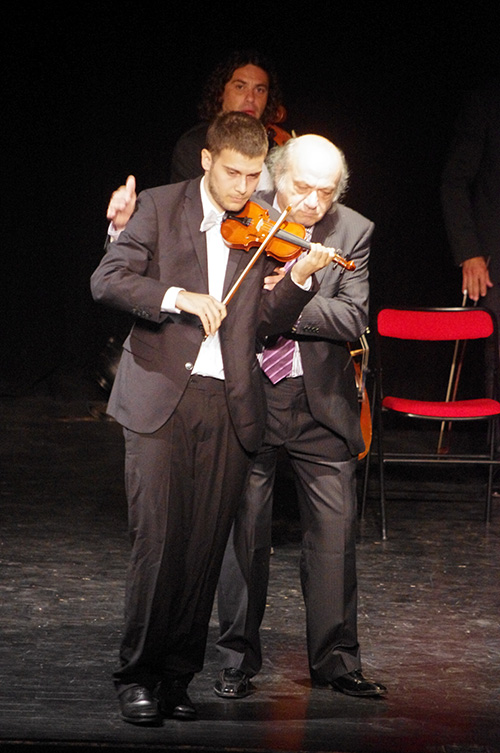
[266,134,350,208]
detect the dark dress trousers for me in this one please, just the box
[216,195,373,683]
[90,178,317,690]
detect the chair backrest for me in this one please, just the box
[377,307,495,341]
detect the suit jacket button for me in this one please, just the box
[185,362,194,371]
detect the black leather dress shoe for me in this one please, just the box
[330,670,387,698]
[119,685,161,725]
[214,667,251,698]
[160,681,197,720]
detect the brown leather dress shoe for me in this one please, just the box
[118,685,161,725]
[330,670,387,697]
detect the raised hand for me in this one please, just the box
[107,175,137,231]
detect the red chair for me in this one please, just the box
[363,307,500,539]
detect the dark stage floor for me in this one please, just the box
[1,371,500,753]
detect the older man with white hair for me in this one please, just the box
[214,134,386,700]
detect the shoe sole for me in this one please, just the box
[331,684,387,698]
[171,713,197,720]
[171,708,198,721]
[160,704,198,721]
[213,686,252,699]
[121,714,162,726]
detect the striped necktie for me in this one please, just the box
[260,334,296,384]
[260,259,296,384]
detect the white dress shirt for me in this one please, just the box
[186,178,229,379]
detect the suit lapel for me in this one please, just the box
[184,179,209,289]
[311,210,340,284]
[311,210,338,245]
[222,244,255,300]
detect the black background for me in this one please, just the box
[4,4,500,395]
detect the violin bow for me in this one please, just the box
[222,205,292,306]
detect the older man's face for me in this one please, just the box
[277,149,341,227]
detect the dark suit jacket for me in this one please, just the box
[441,81,500,280]
[170,123,208,183]
[258,192,372,456]
[90,178,317,452]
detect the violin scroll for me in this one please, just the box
[330,252,356,271]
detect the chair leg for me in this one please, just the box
[486,464,493,523]
[360,447,371,520]
[486,418,497,523]
[376,412,388,541]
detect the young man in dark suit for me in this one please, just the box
[91,113,337,725]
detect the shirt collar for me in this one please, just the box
[200,177,225,232]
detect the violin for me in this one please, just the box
[221,201,355,270]
[349,332,372,460]
[267,123,292,147]
[266,106,293,147]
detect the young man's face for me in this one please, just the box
[202,147,266,213]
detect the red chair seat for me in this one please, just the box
[382,396,500,419]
